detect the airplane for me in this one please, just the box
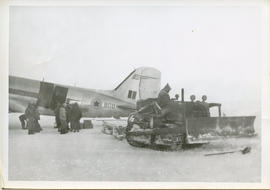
[9,67,161,118]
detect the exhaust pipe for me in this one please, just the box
[181,88,184,102]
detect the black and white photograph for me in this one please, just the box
[1,0,270,189]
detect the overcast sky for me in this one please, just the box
[9,6,263,116]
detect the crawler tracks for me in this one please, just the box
[126,123,186,151]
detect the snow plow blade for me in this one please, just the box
[185,116,256,143]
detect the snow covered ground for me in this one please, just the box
[8,113,261,182]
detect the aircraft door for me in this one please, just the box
[50,86,68,109]
[37,82,54,108]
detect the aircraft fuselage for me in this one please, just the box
[9,76,135,118]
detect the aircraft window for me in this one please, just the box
[128,90,137,99]
[128,90,132,98]
[132,91,137,99]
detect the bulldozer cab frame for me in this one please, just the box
[208,103,222,117]
[180,101,221,119]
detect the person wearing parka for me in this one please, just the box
[59,103,68,134]
[70,103,82,132]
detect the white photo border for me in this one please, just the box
[1,0,269,189]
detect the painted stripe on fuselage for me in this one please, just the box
[9,88,38,98]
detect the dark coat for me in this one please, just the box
[25,104,40,131]
[157,89,171,108]
[54,105,61,126]
[70,104,82,131]
[70,104,82,121]
[54,105,60,117]
[65,104,72,122]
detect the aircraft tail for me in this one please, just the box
[113,67,161,103]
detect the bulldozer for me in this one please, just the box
[125,89,256,150]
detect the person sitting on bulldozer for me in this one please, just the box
[157,83,171,109]
[133,83,184,127]
[155,84,184,125]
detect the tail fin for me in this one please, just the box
[113,67,161,103]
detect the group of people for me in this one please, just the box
[54,102,82,134]
[19,102,42,135]
[19,101,82,135]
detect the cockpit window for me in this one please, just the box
[132,91,137,99]
[128,90,137,100]
[128,90,132,98]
